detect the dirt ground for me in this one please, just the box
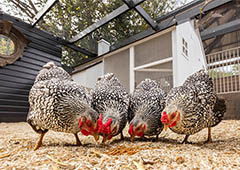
[0,120,240,170]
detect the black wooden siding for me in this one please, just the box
[0,14,62,122]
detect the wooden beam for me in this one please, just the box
[69,0,146,43]
[32,0,58,27]
[136,68,172,72]
[129,46,135,93]
[201,19,240,40]
[134,57,173,71]
[123,0,158,30]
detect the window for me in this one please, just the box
[0,34,15,55]
[0,20,29,67]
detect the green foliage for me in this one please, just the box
[209,65,240,78]
[0,35,15,55]
[2,0,185,66]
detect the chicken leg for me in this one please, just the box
[120,132,124,140]
[34,131,47,150]
[156,134,159,140]
[181,135,190,144]
[205,127,212,143]
[74,134,82,146]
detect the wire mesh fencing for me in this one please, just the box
[206,46,240,94]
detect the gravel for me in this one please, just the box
[0,120,240,169]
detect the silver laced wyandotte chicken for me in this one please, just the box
[27,61,100,150]
[91,73,130,143]
[161,70,226,143]
[128,79,167,142]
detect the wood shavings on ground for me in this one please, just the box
[0,152,11,159]
[0,120,240,169]
[46,155,70,166]
[105,145,144,156]
[133,160,146,170]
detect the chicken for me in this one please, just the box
[91,73,129,143]
[128,79,167,142]
[27,61,100,150]
[161,70,226,143]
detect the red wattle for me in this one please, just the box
[81,129,90,136]
[161,113,169,123]
[169,121,177,127]
[137,132,144,137]
[128,124,134,135]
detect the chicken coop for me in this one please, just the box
[0,14,62,122]
[0,0,239,122]
[72,0,240,119]
[73,20,206,93]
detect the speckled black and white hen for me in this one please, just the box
[91,73,130,143]
[128,79,167,141]
[27,61,99,150]
[161,70,226,143]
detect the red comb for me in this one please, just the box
[99,118,113,135]
[96,114,103,133]
[105,118,112,127]
[86,119,91,125]
[143,124,146,130]
[106,118,112,134]
[128,124,134,135]
[161,111,169,123]
[105,125,111,134]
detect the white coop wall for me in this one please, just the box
[72,62,104,89]
[104,49,130,92]
[172,20,207,87]
[71,20,208,94]
[133,32,173,93]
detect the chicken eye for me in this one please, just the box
[112,127,117,134]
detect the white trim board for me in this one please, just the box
[134,57,173,71]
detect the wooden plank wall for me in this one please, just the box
[0,13,62,122]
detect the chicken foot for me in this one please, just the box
[34,131,47,150]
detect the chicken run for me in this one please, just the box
[1,62,240,169]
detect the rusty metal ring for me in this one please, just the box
[0,20,29,67]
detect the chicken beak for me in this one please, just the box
[164,124,168,131]
[93,134,99,141]
[130,135,135,142]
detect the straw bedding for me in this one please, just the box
[0,120,240,169]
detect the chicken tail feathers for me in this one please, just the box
[210,97,226,127]
[27,114,48,134]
